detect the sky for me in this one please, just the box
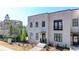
[0,7,78,26]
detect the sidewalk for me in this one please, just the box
[70,46,79,51]
[0,45,13,51]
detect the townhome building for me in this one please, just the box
[27,9,79,48]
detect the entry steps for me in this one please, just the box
[30,43,46,51]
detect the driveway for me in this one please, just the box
[0,45,13,51]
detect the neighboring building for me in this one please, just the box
[4,14,10,21]
[0,14,23,36]
[27,9,79,48]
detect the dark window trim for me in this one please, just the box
[54,20,63,30]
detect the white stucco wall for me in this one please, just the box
[71,10,79,32]
[27,9,79,48]
[49,10,72,48]
[27,13,49,44]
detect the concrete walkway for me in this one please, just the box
[30,43,46,51]
[0,45,14,51]
[70,46,79,51]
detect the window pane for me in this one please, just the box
[54,20,63,30]
[42,21,45,27]
[72,19,78,26]
[36,33,38,40]
[54,34,56,41]
[54,33,62,42]
[55,22,58,29]
[30,22,33,28]
[36,22,38,27]
[59,34,62,42]
[59,22,62,29]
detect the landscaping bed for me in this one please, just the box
[0,41,33,51]
[41,45,70,51]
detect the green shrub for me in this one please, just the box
[16,35,21,42]
[0,35,4,39]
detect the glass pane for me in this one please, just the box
[74,36,78,42]
[54,33,62,42]
[42,21,45,27]
[72,19,78,26]
[55,22,58,29]
[36,33,38,40]
[54,34,56,41]
[59,22,62,29]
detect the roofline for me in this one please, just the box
[70,8,79,11]
[49,9,72,14]
[28,8,79,17]
[28,13,49,17]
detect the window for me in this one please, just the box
[73,36,78,43]
[30,33,33,39]
[54,20,63,30]
[36,33,39,40]
[35,22,38,27]
[30,22,33,28]
[54,33,62,42]
[42,21,45,27]
[72,18,78,26]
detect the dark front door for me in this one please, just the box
[40,33,47,43]
[73,34,79,45]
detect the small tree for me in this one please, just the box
[26,29,28,37]
[9,22,13,36]
[21,28,26,42]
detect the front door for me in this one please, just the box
[40,33,47,43]
[73,34,79,45]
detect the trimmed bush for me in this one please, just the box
[56,44,70,50]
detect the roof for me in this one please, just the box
[28,8,79,17]
[28,13,49,17]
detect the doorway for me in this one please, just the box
[72,34,79,45]
[40,33,47,43]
